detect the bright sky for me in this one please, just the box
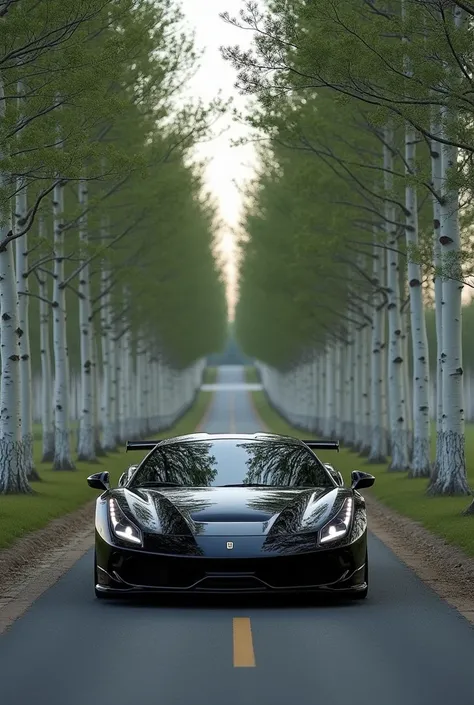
[180,0,258,317]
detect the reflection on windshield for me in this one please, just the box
[131,442,218,487]
[237,441,331,486]
[130,439,333,488]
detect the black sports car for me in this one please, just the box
[87,433,375,599]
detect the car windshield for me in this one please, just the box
[129,438,334,488]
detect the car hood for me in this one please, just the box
[112,485,349,537]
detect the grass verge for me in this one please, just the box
[0,391,213,551]
[202,366,218,384]
[251,390,474,559]
[245,365,259,383]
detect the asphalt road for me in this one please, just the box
[1,366,473,705]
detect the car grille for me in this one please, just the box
[199,574,265,590]
[113,550,353,590]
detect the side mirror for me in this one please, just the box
[351,471,375,491]
[87,471,110,491]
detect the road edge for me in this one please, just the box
[0,503,95,634]
[364,493,474,624]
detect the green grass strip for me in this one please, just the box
[244,366,259,383]
[202,367,218,383]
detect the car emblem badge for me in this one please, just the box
[226,541,234,550]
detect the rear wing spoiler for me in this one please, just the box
[126,439,340,453]
[302,440,340,453]
[126,441,160,452]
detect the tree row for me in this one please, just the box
[226,0,474,510]
[0,0,227,493]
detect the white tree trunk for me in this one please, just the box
[384,126,409,470]
[117,330,127,443]
[110,315,121,445]
[97,209,115,452]
[352,325,361,450]
[430,23,469,495]
[144,345,153,435]
[92,336,104,456]
[404,137,430,477]
[325,343,336,438]
[100,273,116,450]
[0,236,30,492]
[302,361,312,430]
[369,305,387,461]
[161,359,170,427]
[15,176,38,481]
[350,326,359,448]
[52,176,75,470]
[136,335,148,437]
[465,369,473,423]
[402,124,431,475]
[108,325,118,446]
[343,333,354,446]
[153,353,161,431]
[429,110,445,483]
[358,322,371,455]
[38,216,54,462]
[0,74,30,493]
[100,282,112,450]
[334,340,343,439]
[430,7,470,498]
[317,353,325,434]
[402,314,413,451]
[124,324,133,438]
[76,178,96,462]
[369,232,388,461]
[105,312,118,451]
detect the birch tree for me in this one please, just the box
[14,82,39,481]
[225,0,474,508]
[37,219,54,462]
[0,76,31,493]
[428,5,470,496]
[0,0,227,490]
[76,177,96,462]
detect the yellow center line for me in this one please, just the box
[230,391,254,667]
[233,617,256,667]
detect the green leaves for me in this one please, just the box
[226,1,474,370]
[3,0,227,370]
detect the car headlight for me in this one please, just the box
[319,498,353,544]
[109,499,143,545]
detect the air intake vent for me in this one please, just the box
[201,572,265,590]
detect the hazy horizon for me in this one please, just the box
[181,0,258,318]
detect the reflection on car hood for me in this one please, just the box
[112,486,349,537]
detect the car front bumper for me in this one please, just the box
[95,531,367,596]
